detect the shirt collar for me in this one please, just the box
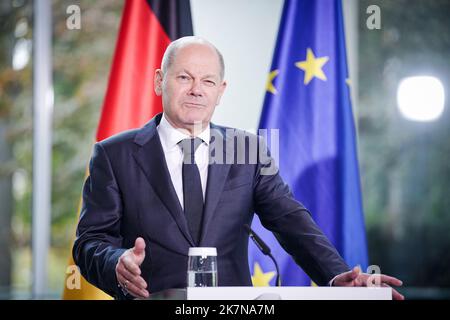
[158,113,210,150]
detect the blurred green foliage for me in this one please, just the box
[0,0,123,295]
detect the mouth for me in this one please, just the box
[183,102,205,109]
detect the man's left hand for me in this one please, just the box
[333,266,405,300]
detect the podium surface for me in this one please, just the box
[147,287,392,300]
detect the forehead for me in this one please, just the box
[171,44,221,76]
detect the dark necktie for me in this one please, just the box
[179,138,204,245]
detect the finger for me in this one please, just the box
[382,283,404,300]
[120,254,141,276]
[117,263,148,289]
[353,273,367,287]
[365,273,382,287]
[339,266,361,283]
[336,280,355,287]
[133,237,146,256]
[392,288,405,300]
[118,274,149,299]
[380,274,403,287]
[117,273,149,299]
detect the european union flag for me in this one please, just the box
[249,0,368,286]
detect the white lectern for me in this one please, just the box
[146,287,392,300]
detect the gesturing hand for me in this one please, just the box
[115,237,149,299]
[333,266,405,300]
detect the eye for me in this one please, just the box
[204,80,216,87]
[177,75,191,81]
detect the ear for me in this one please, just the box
[154,69,163,96]
[216,80,227,105]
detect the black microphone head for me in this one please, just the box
[244,224,271,255]
[243,224,281,286]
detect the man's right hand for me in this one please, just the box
[115,237,149,299]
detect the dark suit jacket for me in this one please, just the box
[73,113,349,299]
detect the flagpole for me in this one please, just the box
[32,0,53,299]
[343,0,359,119]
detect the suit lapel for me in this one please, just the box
[132,114,195,246]
[200,126,232,244]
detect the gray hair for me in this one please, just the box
[161,36,225,81]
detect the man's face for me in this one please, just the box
[154,44,226,132]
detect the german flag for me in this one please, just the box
[63,0,193,300]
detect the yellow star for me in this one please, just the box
[251,262,275,287]
[266,69,279,94]
[295,48,329,85]
[346,78,351,86]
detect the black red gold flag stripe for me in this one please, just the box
[63,0,193,300]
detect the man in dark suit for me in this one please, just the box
[73,36,404,300]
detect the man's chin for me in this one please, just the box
[182,114,209,126]
[180,117,209,132]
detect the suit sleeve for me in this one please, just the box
[72,142,127,298]
[253,137,350,285]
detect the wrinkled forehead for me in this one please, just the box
[171,44,222,76]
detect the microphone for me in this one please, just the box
[244,224,281,286]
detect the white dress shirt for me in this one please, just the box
[156,113,210,210]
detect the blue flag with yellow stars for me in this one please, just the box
[249,0,368,286]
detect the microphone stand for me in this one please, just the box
[244,224,281,287]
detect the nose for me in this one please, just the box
[188,79,203,97]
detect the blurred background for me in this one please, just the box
[0,0,449,299]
